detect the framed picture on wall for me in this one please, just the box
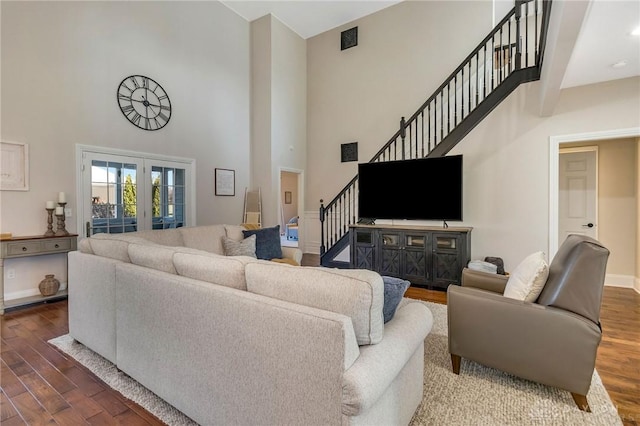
[285,191,292,204]
[0,141,29,191]
[215,168,235,196]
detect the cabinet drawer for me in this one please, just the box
[44,239,72,251]
[6,241,44,256]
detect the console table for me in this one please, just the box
[350,224,471,290]
[0,234,78,314]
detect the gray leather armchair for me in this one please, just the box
[447,235,610,412]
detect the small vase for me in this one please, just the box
[39,274,60,297]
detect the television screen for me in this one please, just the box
[358,155,463,221]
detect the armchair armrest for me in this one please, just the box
[460,268,508,294]
[447,285,601,395]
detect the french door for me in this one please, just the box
[78,146,194,237]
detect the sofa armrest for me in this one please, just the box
[341,301,433,416]
[448,285,601,394]
[281,246,303,263]
[460,268,508,294]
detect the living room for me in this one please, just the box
[1,0,639,424]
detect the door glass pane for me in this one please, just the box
[91,160,138,234]
[151,166,185,229]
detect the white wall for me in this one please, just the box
[1,1,251,299]
[251,15,307,228]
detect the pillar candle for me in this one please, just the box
[46,201,55,209]
[55,207,64,215]
[58,192,66,203]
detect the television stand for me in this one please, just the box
[349,224,472,290]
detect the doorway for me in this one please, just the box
[550,128,640,291]
[279,169,303,249]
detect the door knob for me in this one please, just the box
[582,223,594,228]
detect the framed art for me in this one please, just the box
[285,191,292,204]
[215,168,235,196]
[1,141,29,191]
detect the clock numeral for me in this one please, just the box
[118,93,131,101]
[153,117,161,128]
[160,105,170,111]
[142,77,149,89]
[158,95,168,101]
[131,112,142,125]
[144,118,150,130]
[121,105,134,114]
[130,76,140,89]
[158,112,169,123]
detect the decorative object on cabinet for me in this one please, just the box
[215,168,235,196]
[38,274,60,297]
[117,75,171,131]
[0,234,78,314]
[0,141,29,191]
[350,224,471,290]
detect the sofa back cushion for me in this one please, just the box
[224,225,246,241]
[179,225,227,255]
[245,263,384,345]
[130,228,185,247]
[128,243,178,275]
[173,252,251,290]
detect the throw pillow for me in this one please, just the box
[222,235,257,258]
[382,276,411,323]
[503,251,549,302]
[242,225,282,260]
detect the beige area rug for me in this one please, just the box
[49,301,622,426]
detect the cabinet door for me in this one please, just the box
[432,233,463,289]
[378,232,401,277]
[404,233,430,284]
[353,229,377,270]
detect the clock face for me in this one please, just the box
[117,75,171,131]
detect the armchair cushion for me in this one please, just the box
[503,251,548,302]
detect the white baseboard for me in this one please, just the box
[635,278,640,294]
[605,274,635,288]
[5,288,41,301]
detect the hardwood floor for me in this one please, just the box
[1,254,638,425]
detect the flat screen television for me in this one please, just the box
[358,155,463,221]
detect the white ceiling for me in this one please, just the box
[221,0,640,90]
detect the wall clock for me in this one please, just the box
[117,75,171,131]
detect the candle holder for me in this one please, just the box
[44,208,55,237]
[55,202,69,236]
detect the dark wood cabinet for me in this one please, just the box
[350,224,471,290]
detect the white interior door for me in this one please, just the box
[558,148,598,245]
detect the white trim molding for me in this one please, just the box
[303,210,321,254]
[605,274,635,289]
[635,278,640,294]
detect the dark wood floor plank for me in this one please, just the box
[19,371,70,415]
[52,406,91,425]
[61,389,104,420]
[0,359,28,398]
[1,389,20,421]
[2,350,34,377]
[10,391,56,425]
[91,390,129,417]
[114,409,153,425]
[60,366,106,398]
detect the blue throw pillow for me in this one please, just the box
[242,225,282,260]
[382,276,411,323]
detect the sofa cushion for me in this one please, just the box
[503,251,549,302]
[130,228,185,247]
[179,225,227,254]
[173,252,249,290]
[242,225,282,260]
[245,263,384,345]
[222,235,256,257]
[128,243,177,274]
[381,276,411,323]
[224,225,246,241]
[85,238,131,263]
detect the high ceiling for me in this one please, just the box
[221,0,640,90]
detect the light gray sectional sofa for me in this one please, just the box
[68,224,433,425]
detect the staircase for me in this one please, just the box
[320,0,552,268]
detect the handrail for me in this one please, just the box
[320,0,550,259]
